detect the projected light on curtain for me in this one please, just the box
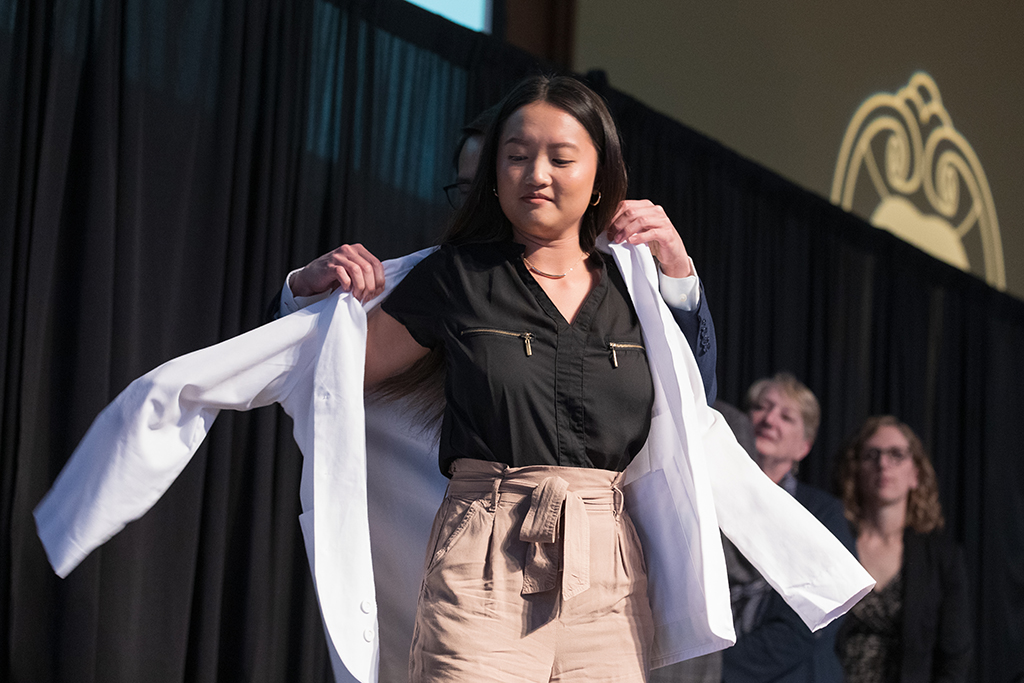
[831,72,1005,290]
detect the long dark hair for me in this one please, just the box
[375,74,628,425]
[444,74,628,254]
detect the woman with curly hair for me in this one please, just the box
[835,416,972,682]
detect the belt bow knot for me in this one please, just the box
[519,475,591,600]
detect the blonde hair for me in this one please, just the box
[836,415,945,533]
[745,372,820,443]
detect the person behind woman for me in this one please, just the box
[722,373,855,683]
[835,416,972,682]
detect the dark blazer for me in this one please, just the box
[667,282,717,405]
[722,482,856,683]
[900,529,972,682]
[837,528,971,683]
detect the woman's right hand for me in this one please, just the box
[289,243,385,303]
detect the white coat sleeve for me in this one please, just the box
[33,302,326,577]
[611,239,873,668]
[33,247,436,683]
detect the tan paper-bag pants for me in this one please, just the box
[410,459,655,682]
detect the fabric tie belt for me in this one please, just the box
[520,475,590,599]
[447,459,624,601]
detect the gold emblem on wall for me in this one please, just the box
[831,72,1005,290]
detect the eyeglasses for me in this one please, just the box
[443,181,472,209]
[859,447,912,464]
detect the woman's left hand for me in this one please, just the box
[607,200,693,278]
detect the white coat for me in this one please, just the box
[34,240,874,683]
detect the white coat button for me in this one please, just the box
[360,600,373,614]
[363,628,374,642]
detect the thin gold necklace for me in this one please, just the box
[522,252,589,279]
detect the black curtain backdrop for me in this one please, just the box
[2,0,1021,681]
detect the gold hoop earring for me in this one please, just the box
[590,191,601,206]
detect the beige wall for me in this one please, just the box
[574,1,1024,298]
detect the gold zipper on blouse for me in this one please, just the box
[461,328,534,356]
[607,342,645,368]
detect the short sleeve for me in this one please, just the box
[381,247,452,349]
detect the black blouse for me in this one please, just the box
[381,241,655,476]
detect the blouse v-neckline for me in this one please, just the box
[514,251,607,330]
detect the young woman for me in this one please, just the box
[835,416,972,682]
[35,75,872,683]
[365,75,692,682]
